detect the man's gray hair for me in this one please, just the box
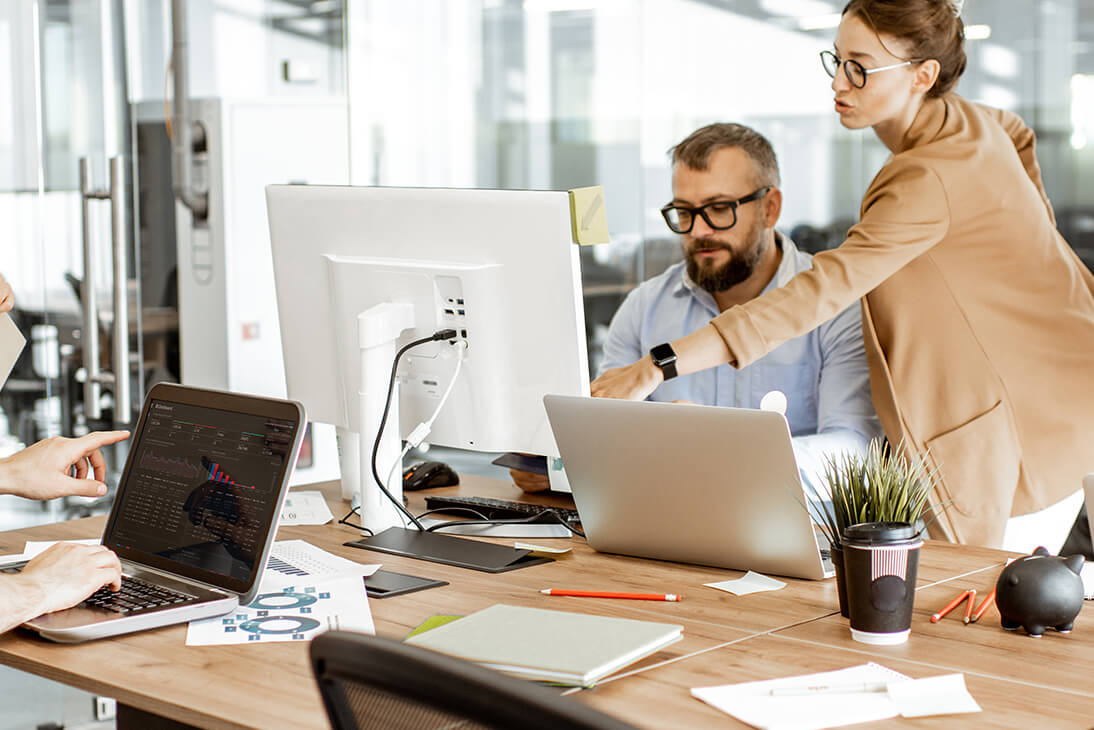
[670,123,780,188]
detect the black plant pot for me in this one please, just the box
[831,545,850,618]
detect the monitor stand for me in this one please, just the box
[344,527,553,573]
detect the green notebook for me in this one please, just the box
[404,604,683,687]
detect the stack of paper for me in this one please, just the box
[406,604,682,687]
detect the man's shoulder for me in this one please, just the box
[624,260,688,302]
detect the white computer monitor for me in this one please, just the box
[266,185,591,532]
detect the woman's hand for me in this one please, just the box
[0,431,130,500]
[590,355,663,401]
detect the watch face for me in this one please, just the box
[651,343,676,363]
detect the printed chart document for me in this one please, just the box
[266,539,380,579]
[187,541,380,646]
[278,490,334,526]
[186,572,373,646]
[405,603,683,687]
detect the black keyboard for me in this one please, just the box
[81,575,196,615]
[423,495,581,524]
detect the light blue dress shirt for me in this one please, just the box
[599,233,881,494]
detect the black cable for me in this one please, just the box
[369,329,458,532]
[336,505,373,536]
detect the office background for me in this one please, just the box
[1,0,1092,727]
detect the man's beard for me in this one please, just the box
[685,216,766,294]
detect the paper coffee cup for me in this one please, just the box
[842,522,922,645]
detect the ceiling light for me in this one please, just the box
[523,0,602,12]
[759,0,837,17]
[797,13,842,31]
[964,24,991,41]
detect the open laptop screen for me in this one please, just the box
[103,393,301,595]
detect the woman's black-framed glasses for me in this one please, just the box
[820,49,913,89]
[660,187,771,234]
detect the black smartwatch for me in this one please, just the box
[649,343,678,381]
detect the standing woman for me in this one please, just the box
[593,0,1094,550]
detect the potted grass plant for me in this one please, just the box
[803,438,940,617]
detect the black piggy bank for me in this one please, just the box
[995,547,1084,637]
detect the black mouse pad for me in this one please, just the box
[345,527,553,573]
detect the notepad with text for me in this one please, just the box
[404,603,682,687]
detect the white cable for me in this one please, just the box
[406,340,467,448]
[384,341,467,527]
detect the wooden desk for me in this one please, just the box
[0,477,1089,729]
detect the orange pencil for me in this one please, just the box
[962,589,978,624]
[970,588,996,623]
[930,589,971,623]
[540,589,681,601]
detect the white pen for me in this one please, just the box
[769,681,889,696]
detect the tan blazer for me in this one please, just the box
[711,93,1094,547]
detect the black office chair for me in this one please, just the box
[310,631,639,730]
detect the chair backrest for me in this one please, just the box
[310,631,639,730]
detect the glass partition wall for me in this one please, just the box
[345,0,1094,374]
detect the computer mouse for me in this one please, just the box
[403,461,460,490]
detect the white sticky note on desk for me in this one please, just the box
[705,571,786,596]
[0,313,26,390]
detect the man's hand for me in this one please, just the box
[19,543,122,615]
[590,355,663,401]
[0,431,130,501]
[510,468,551,493]
[0,272,13,312]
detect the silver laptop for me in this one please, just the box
[12,383,305,642]
[543,395,833,580]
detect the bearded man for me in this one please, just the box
[514,123,880,494]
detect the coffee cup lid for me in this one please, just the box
[842,521,920,545]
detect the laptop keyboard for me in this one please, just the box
[82,575,196,614]
[0,565,197,615]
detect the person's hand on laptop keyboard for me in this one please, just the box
[0,430,130,500]
[0,543,122,632]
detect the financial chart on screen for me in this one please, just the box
[107,400,296,582]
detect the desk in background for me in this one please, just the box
[0,476,1091,729]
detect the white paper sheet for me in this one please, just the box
[21,539,101,558]
[705,571,786,596]
[514,542,572,554]
[887,674,981,718]
[185,572,374,646]
[1082,562,1093,599]
[278,490,334,526]
[693,664,908,730]
[418,517,571,538]
[692,663,980,730]
[266,539,381,579]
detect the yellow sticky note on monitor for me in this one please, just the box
[568,186,610,245]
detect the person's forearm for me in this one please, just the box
[0,574,47,633]
[672,323,734,376]
[0,458,16,498]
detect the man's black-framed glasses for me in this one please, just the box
[660,187,771,234]
[820,49,913,89]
